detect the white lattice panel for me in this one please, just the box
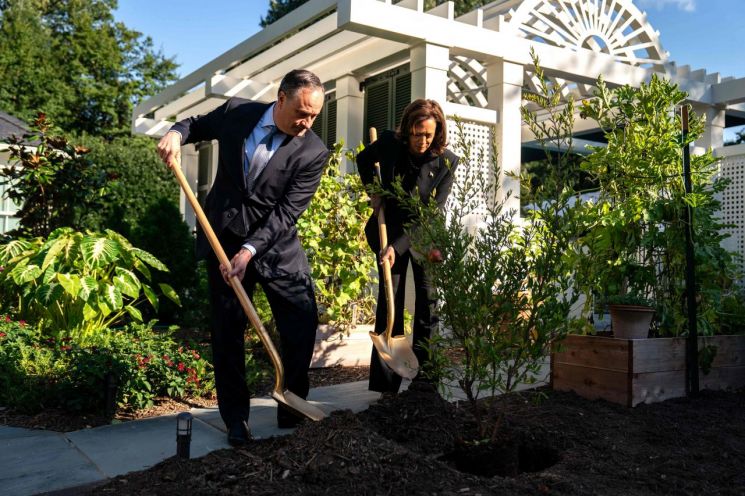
[446,118,497,221]
[719,152,745,277]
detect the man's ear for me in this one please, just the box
[277,90,286,107]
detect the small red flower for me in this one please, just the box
[177,362,185,372]
[4,316,10,322]
[0,332,6,338]
[19,320,26,327]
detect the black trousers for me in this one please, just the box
[206,242,318,428]
[369,250,438,393]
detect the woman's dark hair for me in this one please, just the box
[396,99,448,156]
[278,69,323,98]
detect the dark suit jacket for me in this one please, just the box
[171,98,329,278]
[356,130,459,255]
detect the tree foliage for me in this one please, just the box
[0,0,178,137]
[0,113,111,238]
[260,0,308,27]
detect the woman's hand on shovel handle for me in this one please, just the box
[157,131,182,169]
[221,248,252,284]
[380,245,395,268]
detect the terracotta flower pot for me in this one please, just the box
[609,304,654,339]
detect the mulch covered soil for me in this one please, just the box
[86,382,745,496]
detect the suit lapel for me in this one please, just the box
[228,104,267,190]
[416,155,442,199]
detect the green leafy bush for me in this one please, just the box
[298,142,376,328]
[73,134,179,236]
[578,75,740,336]
[0,228,179,344]
[129,198,203,327]
[0,113,110,238]
[403,116,581,439]
[0,317,213,413]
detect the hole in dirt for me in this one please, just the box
[441,436,560,478]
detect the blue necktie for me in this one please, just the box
[246,125,277,192]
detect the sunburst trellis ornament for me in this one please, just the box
[501,0,668,69]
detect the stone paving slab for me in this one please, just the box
[0,428,103,496]
[65,414,229,479]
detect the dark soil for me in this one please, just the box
[0,366,370,433]
[84,382,745,496]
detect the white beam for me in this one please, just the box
[426,1,453,19]
[175,98,228,122]
[223,13,339,81]
[254,30,368,84]
[207,75,274,100]
[154,86,206,121]
[133,0,337,119]
[337,0,723,103]
[134,117,174,138]
[317,39,407,81]
[712,77,745,105]
[456,8,483,28]
[442,102,496,125]
[395,0,422,11]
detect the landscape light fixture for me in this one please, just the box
[176,412,193,459]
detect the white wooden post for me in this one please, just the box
[335,74,365,173]
[692,104,726,154]
[180,144,199,231]
[486,59,524,216]
[409,42,450,102]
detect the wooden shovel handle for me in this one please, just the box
[369,128,395,342]
[169,159,285,393]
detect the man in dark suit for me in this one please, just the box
[157,69,328,446]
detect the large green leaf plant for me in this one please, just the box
[0,228,179,344]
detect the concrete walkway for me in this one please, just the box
[0,380,383,496]
[0,362,549,496]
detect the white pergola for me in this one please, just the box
[132,0,745,239]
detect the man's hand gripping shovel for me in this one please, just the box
[368,128,419,380]
[169,158,325,422]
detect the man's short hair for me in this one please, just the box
[279,70,323,98]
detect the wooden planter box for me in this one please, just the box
[311,324,374,368]
[551,334,745,407]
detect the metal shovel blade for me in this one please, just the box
[369,332,419,379]
[272,390,326,422]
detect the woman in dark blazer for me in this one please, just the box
[356,99,460,393]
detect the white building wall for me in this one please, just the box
[0,149,20,234]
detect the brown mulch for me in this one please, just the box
[84,383,745,496]
[0,366,370,433]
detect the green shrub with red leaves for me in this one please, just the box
[0,317,213,413]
